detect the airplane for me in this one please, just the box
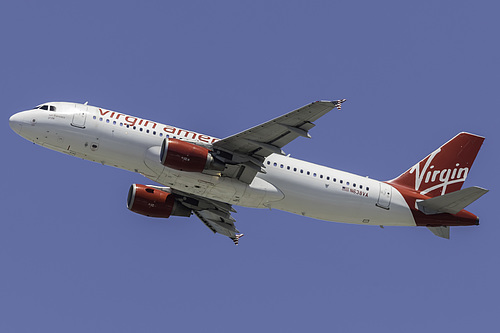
[9,99,488,244]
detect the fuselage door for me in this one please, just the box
[71,112,86,128]
[376,182,392,210]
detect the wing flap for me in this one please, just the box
[193,210,243,245]
[147,186,242,244]
[167,188,243,245]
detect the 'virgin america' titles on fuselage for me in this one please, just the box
[98,108,219,144]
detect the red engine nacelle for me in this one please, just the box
[160,138,224,173]
[127,184,191,218]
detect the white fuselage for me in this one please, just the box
[9,102,416,227]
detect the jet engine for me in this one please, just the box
[160,138,224,173]
[127,184,191,218]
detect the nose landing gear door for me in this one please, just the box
[71,112,86,128]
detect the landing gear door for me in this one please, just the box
[71,112,86,128]
[376,182,392,210]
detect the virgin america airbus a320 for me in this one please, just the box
[9,99,488,244]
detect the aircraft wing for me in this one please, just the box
[212,99,346,183]
[167,188,243,245]
[193,210,243,245]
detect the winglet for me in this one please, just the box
[329,99,347,110]
[336,99,347,109]
[232,233,244,245]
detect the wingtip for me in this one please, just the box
[232,233,244,245]
[335,99,346,110]
[314,99,346,110]
[315,99,347,104]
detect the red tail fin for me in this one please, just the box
[389,132,484,197]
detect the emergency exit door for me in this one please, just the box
[376,182,392,210]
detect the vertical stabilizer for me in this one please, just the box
[389,132,484,197]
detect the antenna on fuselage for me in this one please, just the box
[84,101,88,105]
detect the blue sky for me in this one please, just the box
[1,1,499,332]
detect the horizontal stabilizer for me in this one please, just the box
[427,226,450,239]
[417,186,488,215]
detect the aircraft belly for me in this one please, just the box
[149,166,242,204]
[37,118,148,172]
[27,121,92,159]
[239,177,284,208]
[263,173,416,227]
[140,146,283,206]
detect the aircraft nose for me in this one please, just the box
[9,113,24,134]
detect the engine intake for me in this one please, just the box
[127,184,191,218]
[160,138,224,173]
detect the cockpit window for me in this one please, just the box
[34,105,56,111]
